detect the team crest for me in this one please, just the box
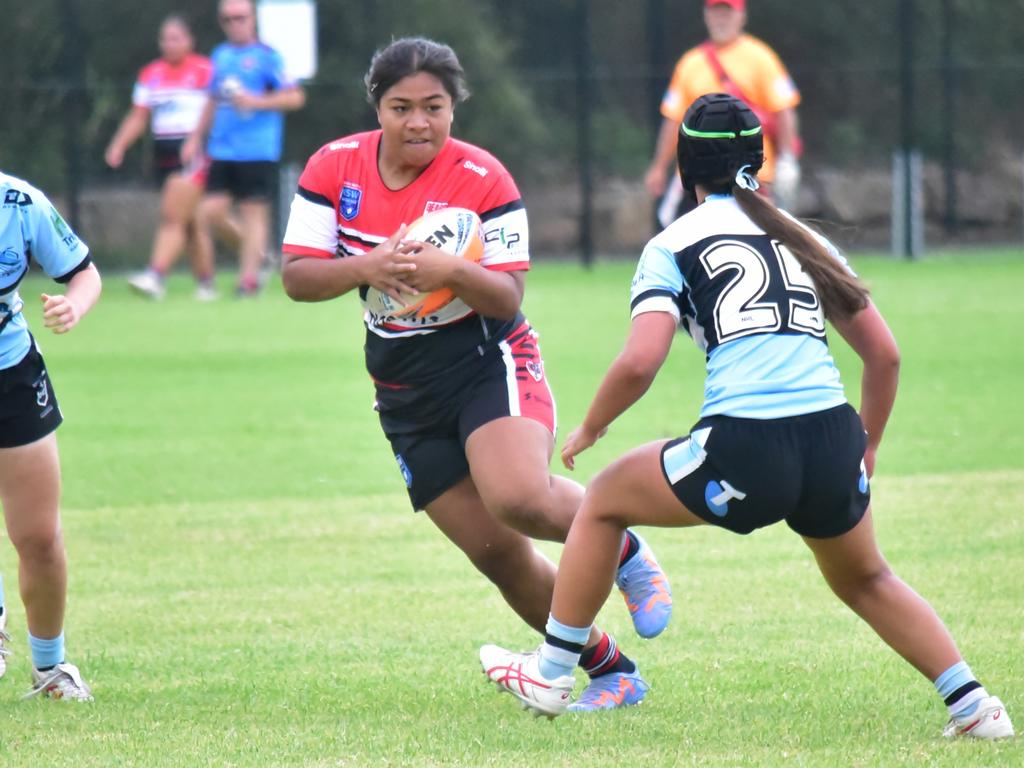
[340,184,362,221]
[423,201,448,215]
[526,360,544,382]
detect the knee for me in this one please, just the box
[11,528,64,564]
[488,492,559,539]
[464,537,532,587]
[832,561,895,606]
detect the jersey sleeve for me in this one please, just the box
[659,56,689,123]
[630,241,685,321]
[754,46,801,113]
[264,47,297,91]
[282,150,339,259]
[477,171,529,272]
[131,62,156,109]
[25,189,91,282]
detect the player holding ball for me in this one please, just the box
[282,37,673,711]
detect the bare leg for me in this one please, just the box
[550,440,703,627]
[803,508,962,681]
[0,434,66,639]
[425,476,560,635]
[150,174,203,275]
[465,416,582,542]
[237,199,269,288]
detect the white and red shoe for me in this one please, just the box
[479,645,574,718]
[0,612,10,679]
[943,696,1014,739]
[23,662,93,702]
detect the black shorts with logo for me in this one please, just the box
[660,403,870,538]
[0,341,63,448]
[205,160,277,201]
[379,322,556,512]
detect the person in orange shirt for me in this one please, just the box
[645,0,802,224]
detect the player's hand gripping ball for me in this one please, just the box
[365,207,484,319]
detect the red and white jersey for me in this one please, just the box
[283,131,530,339]
[132,54,213,139]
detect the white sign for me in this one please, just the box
[257,0,317,81]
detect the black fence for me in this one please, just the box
[1,0,1021,265]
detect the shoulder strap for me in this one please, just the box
[700,42,745,101]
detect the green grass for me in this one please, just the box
[1,249,1022,766]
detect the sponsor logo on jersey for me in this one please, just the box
[49,207,79,248]
[0,247,21,279]
[483,226,521,250]
[3,189,32,208]
[423,200,448,214]
[340,183,363,221]
[329,140,359,151]
[463,159,488,177]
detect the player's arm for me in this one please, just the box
[105,106,150,168]
[235,85,306,113]
[41,264,101,335]
[831,300,900,477]
[395,238,525,320]
[282,225,416,304]
[562,311,677,469]
[181,97,215,165]
[773,107,799,158]
[644,117,681,198]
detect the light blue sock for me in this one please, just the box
[28,631,65,670]
[540,615,591,680]
[934,660,987,716]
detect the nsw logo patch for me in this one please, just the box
[340,183,362,221]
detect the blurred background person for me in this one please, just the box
[182,0,305,297]
[644,0,802,226]
[105,15,235,301]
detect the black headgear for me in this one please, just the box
[676,93,764,193]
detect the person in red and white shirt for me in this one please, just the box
[283,37,674,710]
[105,15,237,300]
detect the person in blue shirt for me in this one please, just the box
[480,94,1014,739]
[0,171,101,701]
[182,0,305,296]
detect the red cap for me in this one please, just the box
[706,0,746,10]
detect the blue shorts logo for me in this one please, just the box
[858,459,869,494]
[340,184,362,221]
[704,479,747,517]
[395,454,413,488]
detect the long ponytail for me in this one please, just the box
[734,187,869,322]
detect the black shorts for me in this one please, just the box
[0,341,63,448]
[153,138,186,186]
[381,324,556,511]
[205,160,277,201]
[660,403,870,538]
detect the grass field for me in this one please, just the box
[1,249,1022,767]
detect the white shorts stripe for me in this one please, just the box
[498,339,521,417]
[663,427,712,484]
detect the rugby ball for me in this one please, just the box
[367,207,484,320]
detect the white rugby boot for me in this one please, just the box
[0,612,10,679]
[23,662,94,702]
[128,270,166,300]
[942,696,1014,739]
[480,645,574,718]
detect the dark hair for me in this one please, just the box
[679,94,868,322]
[160,14,192,35]
[365,37,470,106]
[734,185,869,321]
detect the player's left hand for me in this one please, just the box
[40,293,82,334]
[561,423,608,470]
[395,240,460,292]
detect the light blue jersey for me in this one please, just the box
[0,172,90,370]
[630,195,850,420]
[207,42,294,162]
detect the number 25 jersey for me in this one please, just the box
[630,194,851,420]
